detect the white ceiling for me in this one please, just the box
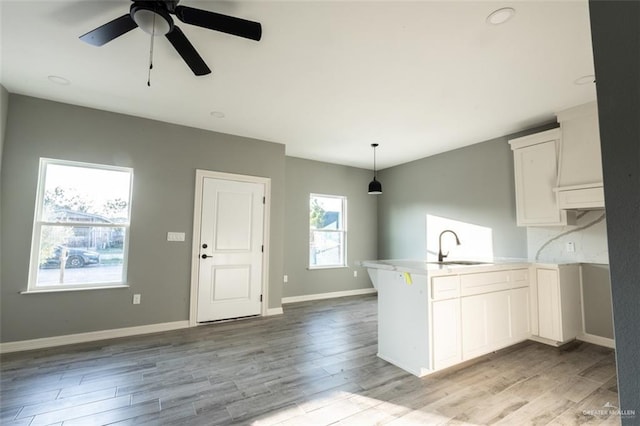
[0,0,596,169]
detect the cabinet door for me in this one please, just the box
[432,298,461,369]
[461,294,489,359]
[486,291,511,346]
[510,287,531,341]
[537,268,562,341]
[512,137,566,226]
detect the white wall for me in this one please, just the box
[527,210,608,263]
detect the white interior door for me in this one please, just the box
[196,177,264,322]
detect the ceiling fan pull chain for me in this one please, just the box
[147,11,156,87]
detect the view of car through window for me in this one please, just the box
[41,245,101,269]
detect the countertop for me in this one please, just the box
[359,258,579,275]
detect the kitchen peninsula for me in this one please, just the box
[362,259,582,377]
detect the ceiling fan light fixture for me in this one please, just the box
[368,143,383,195]
[132,5,173,36]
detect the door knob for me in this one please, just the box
[201,254,210,259]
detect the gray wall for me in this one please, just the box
[376,124,555,261]
[590,0,640,420]
[581,264,614,339]
[0,85,7,167]
[1,95,285,342]
[0,85,7,281]
[283,157,377,298]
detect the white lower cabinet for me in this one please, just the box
[460,285,529,360]
[432,298,461,370]
[430,267,530,371]
[510,287,531,341]
[532,265,581,344]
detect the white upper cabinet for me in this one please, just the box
[509,129,571,226]
[555,101,605,209]
[556,102,603,187]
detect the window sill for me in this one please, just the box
[21,285,129,294]
[307,265,349,271]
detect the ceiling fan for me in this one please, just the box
[79,0,262,76]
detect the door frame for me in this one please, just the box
[189,169,271,327]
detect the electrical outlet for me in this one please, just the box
[566,242,575,253]
[353,270,358,278]
[283,275,288,283]
[133,294,141,304]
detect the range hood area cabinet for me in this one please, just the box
[510,101,605,227]
[554,101,605,210]
[509,129,574,226]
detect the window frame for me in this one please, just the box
[26,158,133,292]
[308,193,348,270]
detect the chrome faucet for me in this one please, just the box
[438,230,461,262]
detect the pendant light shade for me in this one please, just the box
[368,143,382,195]
[368,177,382,194]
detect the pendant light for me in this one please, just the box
[368,143,382,195]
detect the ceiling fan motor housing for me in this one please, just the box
[130,1,175,36]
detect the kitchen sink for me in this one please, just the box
[429,260,490,266]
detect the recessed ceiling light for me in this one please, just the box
[210,111,225,118]
[486,7,516,25]
[48,75,71,85]
[574,75,596,85]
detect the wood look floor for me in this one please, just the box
[0,295,620,425]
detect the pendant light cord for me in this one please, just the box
[372,143,379,179]
[374,146,377,178]
[147,11,156,87]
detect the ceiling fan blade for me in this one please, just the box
[174,6,262,41]
[79,14,138,46]
[165,26,212,76]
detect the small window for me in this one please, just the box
[28,159,133,290]
[309,194,347,269]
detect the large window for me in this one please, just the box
[309,194,347,269]
[28,159,133,291]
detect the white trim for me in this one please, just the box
[21,285,129,294]
[577,333,616,349]
[266,307,284,316]
[189,170,271,326]
[282,288,377,304]
[0,321,189,354]
[528,335,563,347]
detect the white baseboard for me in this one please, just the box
[529,335,563,347]
[578,333,616,349]
[0,320,190,354]
[266,307,284,316]
[282,287,377,304]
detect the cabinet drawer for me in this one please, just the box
[431,275,460,300]
[461,271,510,296]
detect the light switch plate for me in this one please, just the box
[566,242,575,252]
[167,232,185,242]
